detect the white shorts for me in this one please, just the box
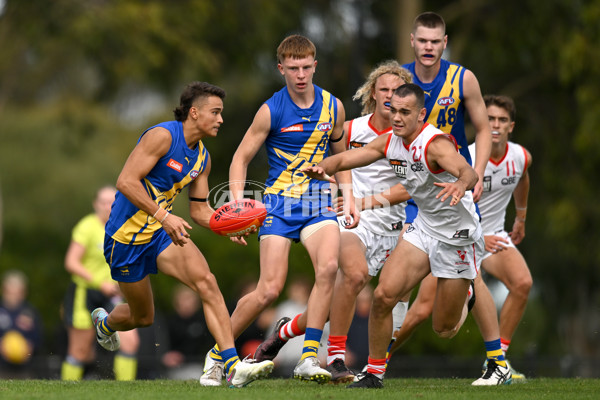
[343,222,399,277]
[402,224,482,280]
[482,230,516,260]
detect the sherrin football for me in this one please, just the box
[209,199,267,237]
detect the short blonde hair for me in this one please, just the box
[353,60,413,115]
[277,34,316,63]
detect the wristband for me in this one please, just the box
[159,211,169,223]
[515,216,526,222]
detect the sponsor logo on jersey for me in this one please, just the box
[349,141,367,149]
[167,159,183,172]
[452,229,469,239]
[389,159,407,178]
[411,162,425,172]
[317,122,333,132]
[391,221,404,230]
[437,97,455,106]
[281,124,303,133]
[190,170,199,180]
[483,176,492,192]
[501,176,517,185]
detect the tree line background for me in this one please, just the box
[0,0,598,377]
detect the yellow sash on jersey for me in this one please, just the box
[265,91,334,198]
[112,143,206,244]
[427,64,463,135]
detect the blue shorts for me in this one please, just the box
[104,229,173,282]
[405,198,481,224]
[259,193,337,241]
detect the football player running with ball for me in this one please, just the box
[95,81,273,388]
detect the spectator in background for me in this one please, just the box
[0,270,43,378]
[161,284,210,380]
[61,186,139,381]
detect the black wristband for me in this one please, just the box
[189,197,208,202]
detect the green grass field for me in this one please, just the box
[1,378,599,400]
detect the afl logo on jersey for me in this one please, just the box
[190,170,199,180]
[437,97,455,106]
[317,122,332,132]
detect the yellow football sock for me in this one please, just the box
[114,353,137,381]
[61,360,84,381]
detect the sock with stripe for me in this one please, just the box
[208,344,223,362]
[500,337,510,355]
[280,314,305,341]
[385,337,396,366]
[327,335,347,365]
[366,356,386,380]
[485,338,507,367]
[300,327,322,361]
[98,317,115,336]
[220,347,240,376]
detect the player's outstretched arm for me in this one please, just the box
[328,100,359,228]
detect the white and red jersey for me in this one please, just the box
[384,123,481,245]
[346,114,406,236]
[469,141,528,234]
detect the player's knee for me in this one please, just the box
[513,275,533,299]
[342,267,369,293]
[434,325,458,339]
[433,322,458,339]
[255,285,282,308]
[372,287,396,313]
[134,313,154,328]
[192,272,219,295]
[315,258,338,284]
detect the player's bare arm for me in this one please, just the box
[428,135,478,206]
[229,104,272,201]
[462,69,492,203]
[228,104,271,245]
[116,127,192,246]
[303,133,388,181]
[189,154,215,229]
[510,147,532,244]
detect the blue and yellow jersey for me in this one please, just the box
[403,59,471,165]
[263,84,338,198]
[105,121,208,245]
